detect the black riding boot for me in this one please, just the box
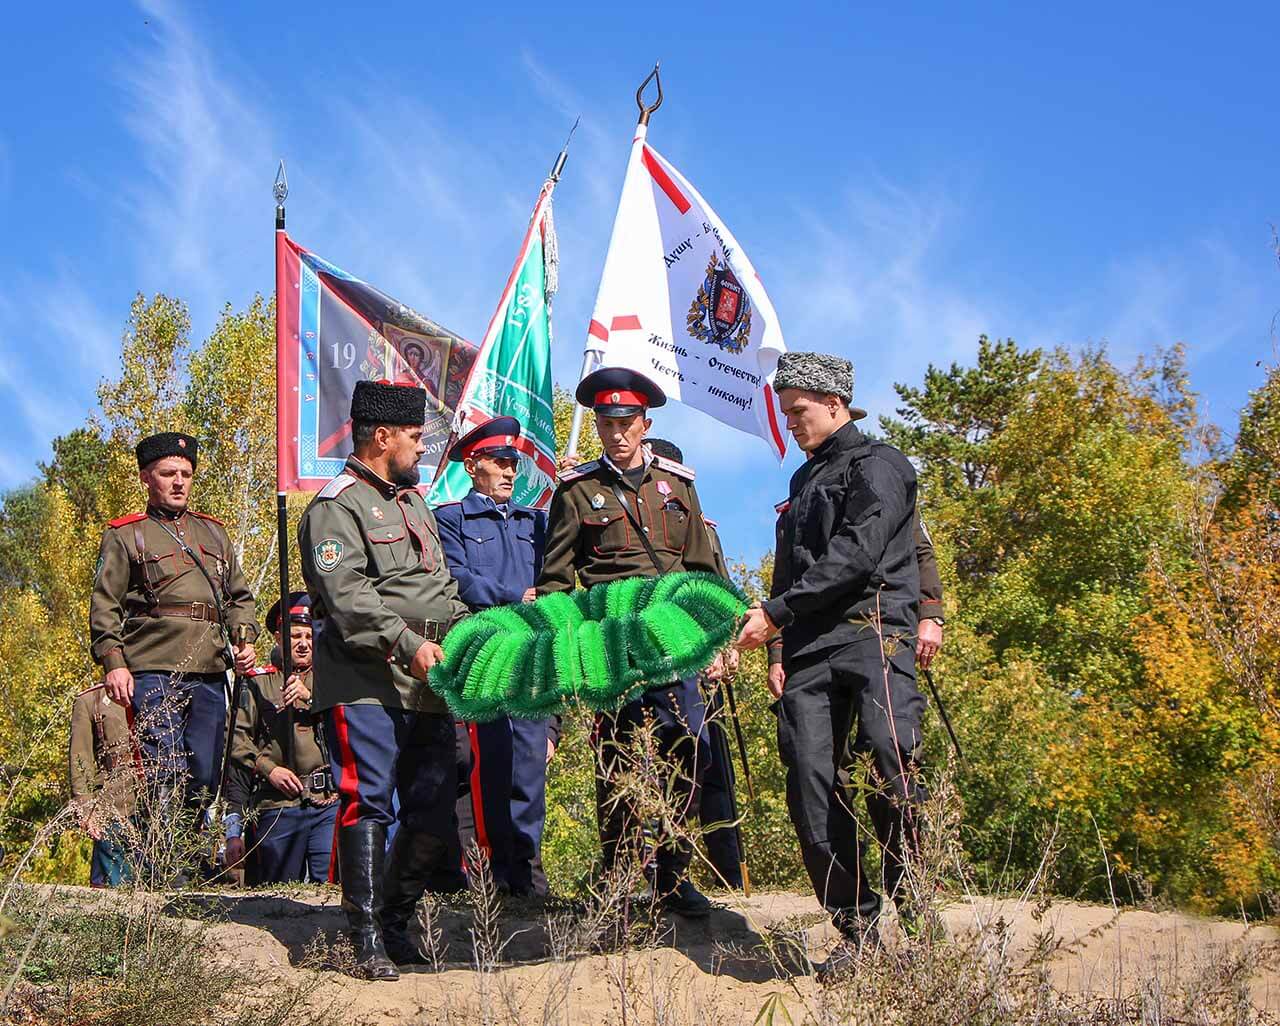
[338,821,399,981]
[382,828,449,966]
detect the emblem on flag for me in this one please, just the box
[687,254,752,354]
[314,539,344,573]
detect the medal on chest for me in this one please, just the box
[370,505,385,521]
[590,493,606,510]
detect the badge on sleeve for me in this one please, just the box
[591,493,606,510]
[314,539,344,572]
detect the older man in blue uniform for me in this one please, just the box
[434,417,555,897]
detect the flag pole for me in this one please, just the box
[437,122,583,481]
[273,160,296,768]
[566,65,663,458]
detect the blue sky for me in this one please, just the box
[0,2,1276,565]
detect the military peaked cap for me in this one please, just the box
[449,416,523,462]
[576,367,666,417]
[266,591,312,634]
[645,437,684,463]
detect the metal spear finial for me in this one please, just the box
[273,160,289,209]
[636,63,663,126]
[548,116,580,183]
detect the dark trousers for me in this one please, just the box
[90,829,133,888]
[131,672,227,809]
[467,716,551,895]
[325,704,457,835]
[249,801,339,883]
[775,640,926,930]
[595,677,709,888]
[700,709,743,887]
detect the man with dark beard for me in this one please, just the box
[298,380,469,980]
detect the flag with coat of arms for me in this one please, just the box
[581,123,789,459]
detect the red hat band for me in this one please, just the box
[595,389,647,409]
[461,435,519,459]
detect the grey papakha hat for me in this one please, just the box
[773,351,854,404]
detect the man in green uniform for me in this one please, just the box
[89,432,258,835]
[298,380,469,980]
[538,367,721,918]
[229,593,338,884]
[645,437,746,891]
[69,685,137,887]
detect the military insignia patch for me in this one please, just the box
[591,493,606,510]
[314,539,344,572]
[370,505,385,521]
[687,253,752,354]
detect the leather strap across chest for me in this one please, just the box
[608,481,668,574]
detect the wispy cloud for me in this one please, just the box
[0,267,123,487]
[772,173,1000,422]
[116,0,276,311]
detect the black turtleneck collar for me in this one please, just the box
[811,419,864,462]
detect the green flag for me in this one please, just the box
[428,183,559,508]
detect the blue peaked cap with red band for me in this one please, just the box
[266,592,312,634]
[448,416,523,462]
[576,367,666,417]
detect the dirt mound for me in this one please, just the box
[134,887,1278,1024]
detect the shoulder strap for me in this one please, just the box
[607,481,668,575]
[133,522,159,606]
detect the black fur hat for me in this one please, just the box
[135,432,198,470]
[350,380,427,426]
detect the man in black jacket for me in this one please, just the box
[736,351,926,976]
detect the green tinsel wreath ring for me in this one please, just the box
[427,571,748,722]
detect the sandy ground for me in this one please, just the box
[117,885,1279,1025]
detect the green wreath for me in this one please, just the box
[427,572,747,722]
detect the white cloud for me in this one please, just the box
[115,0,276,312]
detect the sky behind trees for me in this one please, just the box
[0,1,1276,562]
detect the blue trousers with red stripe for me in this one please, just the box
[325,704,457,837]
[248,802,338,884]
[467,716,551,895]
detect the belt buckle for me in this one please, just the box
[190,601,209,621]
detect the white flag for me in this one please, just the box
[583,125,788,460]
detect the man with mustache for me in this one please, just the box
[435,416,556,898]
[298,380,469,980]
[90,432,259,858]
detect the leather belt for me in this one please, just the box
[300,768,336,806]
[404,618,447,642]
[150,602,222,624]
